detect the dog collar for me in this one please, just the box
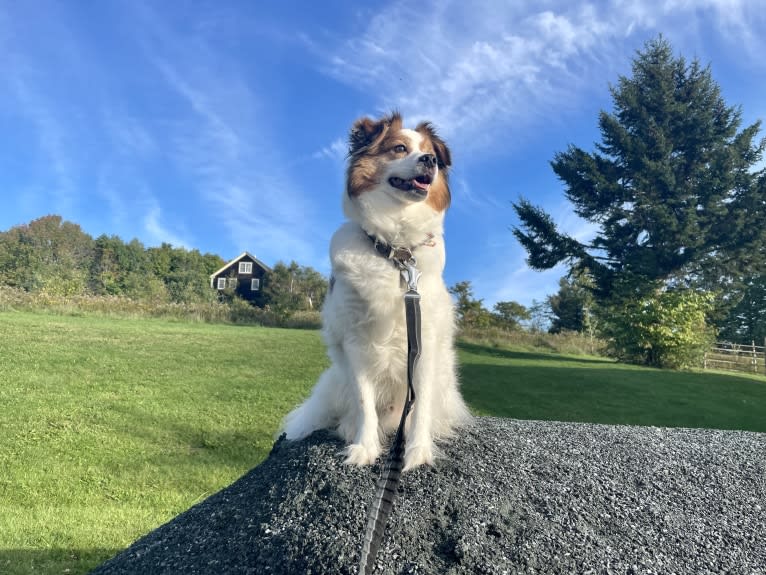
[365,231,435,267]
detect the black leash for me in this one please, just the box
[358,258,422,575]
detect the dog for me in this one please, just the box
[281,112,470,470]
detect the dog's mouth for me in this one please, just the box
[388,174,432,196]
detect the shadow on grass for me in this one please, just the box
[0,548,119,575]
[457,341,613,365]
[105,402,277,473]
[459,358,766,433]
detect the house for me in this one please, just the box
[210,252,271,305]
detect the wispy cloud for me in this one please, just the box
[206,183,320,265]
[451,177,507,215]
[472,202,598,309]
[319,0,766,151]
[320,2,629,145]
[143,204,188,248]
[101,106,159,159]
[7,63,77,215]
[131,3,326,264]
[313,137,347,163]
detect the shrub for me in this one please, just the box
[601,289,716,369]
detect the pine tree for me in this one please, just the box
[547,271,594,334]
[718,275,766,345]
[513,36,766,302]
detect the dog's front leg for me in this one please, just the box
[403,345,436,470]
[341,344,382,466]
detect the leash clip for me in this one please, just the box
[400,258,421,293]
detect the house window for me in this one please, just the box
[228,278,237,288]
[251,278,260,291]
[239,261,253,274]
[217,277,226,290]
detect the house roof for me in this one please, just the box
[209,252,272,279]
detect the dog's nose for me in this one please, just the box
[418,153,437,168]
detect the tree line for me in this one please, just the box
[0,214,327,315]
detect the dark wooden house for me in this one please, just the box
[210,252,271,305]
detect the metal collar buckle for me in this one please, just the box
[366,232,421,292]
[399,258,421,292]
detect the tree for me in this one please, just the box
[525,299,552,333]
[491,300,530,330]
[717,275,766,345]
[547,271,595,333]
[264,261,329,315]
[91,235,152,297]
[297,266,329,310]
[448,281,492,329]
[513,36,766,303]
[0,215,93,294]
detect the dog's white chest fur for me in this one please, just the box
[281,113,470,470]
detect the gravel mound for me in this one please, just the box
[91,417,766,574]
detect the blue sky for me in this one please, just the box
[2,1,765,307]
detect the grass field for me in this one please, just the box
[1,311,764,575]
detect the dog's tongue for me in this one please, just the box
[413,179,430,192]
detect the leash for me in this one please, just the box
[358,248,422,575]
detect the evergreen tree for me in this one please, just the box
[547,271,594,333]
[513,36,766,303]
[717,275,766,345]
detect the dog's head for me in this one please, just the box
[345,112,452,213]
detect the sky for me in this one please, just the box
[2,1,765,308]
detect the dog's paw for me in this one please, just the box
[403,444,434,471]
[343,443,381,466]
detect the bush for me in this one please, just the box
[601,289,716,369]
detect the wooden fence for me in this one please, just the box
[703,340,766,375]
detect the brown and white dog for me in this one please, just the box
[281,112,470,470]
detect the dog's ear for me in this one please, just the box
[416,121,451,171]
[349,118,384,155]
[348,112,402,156]
[431,134,452,171]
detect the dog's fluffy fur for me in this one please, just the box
[281,112,470,470]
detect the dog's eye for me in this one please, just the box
[393,144,407,153]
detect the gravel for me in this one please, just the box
[91,417,766,574]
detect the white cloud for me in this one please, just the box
[451,177,506,215]
[320,2,629,146]
[314,137,347,163]
[131,4,325,265]
[207,184,320,266]
[319,0,766,151]
[102,107,158,159]
[7,68,77,214]
[473,253,567,309]
[143,205,188,248]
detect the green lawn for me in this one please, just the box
[1,311,764,575]
[458,342,766,432]
[0,312,327,575]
